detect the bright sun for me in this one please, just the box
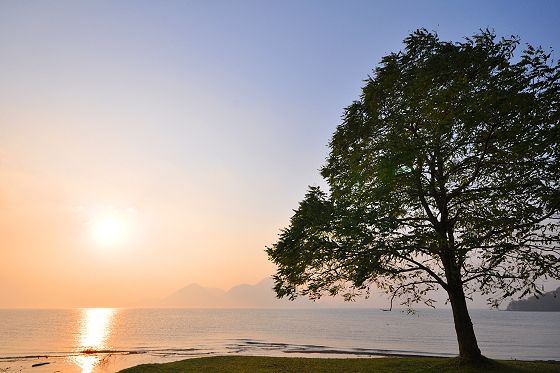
[95,218,125,245]
[88,206,138,247]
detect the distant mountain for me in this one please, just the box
[506,287,560,311]
[164,283,226,307]
[126,278,330,308]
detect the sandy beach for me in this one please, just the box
[0,348,402,373]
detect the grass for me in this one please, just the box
[117,355,560,373]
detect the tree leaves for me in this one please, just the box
[268,29,560,309]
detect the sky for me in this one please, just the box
[1,0,559,308]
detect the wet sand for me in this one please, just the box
[0,346,406,373]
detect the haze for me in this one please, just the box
[1,1,559,308]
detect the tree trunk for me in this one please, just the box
[447,283,483,360]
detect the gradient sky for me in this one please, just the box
[1,0,559,308]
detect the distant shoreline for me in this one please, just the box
[506,287,560,312]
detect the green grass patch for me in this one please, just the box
[117,355,560,373]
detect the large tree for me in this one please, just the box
[267,29,560,360]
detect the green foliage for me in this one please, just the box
[267,29,560,311]
[117,355,560,373]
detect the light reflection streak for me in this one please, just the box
[71,308,117,373]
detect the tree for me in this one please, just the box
[267,29,560,360]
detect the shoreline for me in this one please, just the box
[0,348,451,373]
[2,347,559,373]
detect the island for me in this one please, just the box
[506,287,560,311]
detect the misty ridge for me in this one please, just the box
[127,278,338,308]
[126,277,560,310]
[506,287,560,312]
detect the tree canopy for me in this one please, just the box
[267,29,560,360]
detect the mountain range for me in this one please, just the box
[127,277,332,308]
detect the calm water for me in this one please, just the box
[0,308,558,373]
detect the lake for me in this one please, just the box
[0,308,558,373]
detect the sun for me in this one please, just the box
[86,205,138,247]
[95,218,126,245]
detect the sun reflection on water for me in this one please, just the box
[71,308,117,373]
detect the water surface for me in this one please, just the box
[1,308,558,373]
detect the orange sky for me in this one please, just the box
[2,1,559,308]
